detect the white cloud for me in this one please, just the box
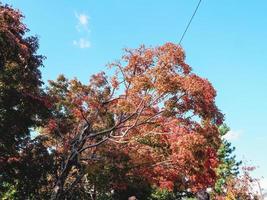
[73,38,91,49]
[223,130,242,141]
[73,12,91,49]
[78,14,88,26]
[75,12,90,32]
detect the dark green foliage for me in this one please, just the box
[214,124,241,194]
[112,178,152,200]
[1,137,55,199]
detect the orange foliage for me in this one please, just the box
[45,43,224,194]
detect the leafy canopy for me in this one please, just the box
[45,43,224,199]
[0,4,51,198]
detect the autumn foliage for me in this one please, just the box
[0,4,51,198]
[0,4,261,200]
[43,42,225,199]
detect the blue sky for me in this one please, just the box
[3,0,267,190]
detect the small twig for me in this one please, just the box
[78,137,109,153]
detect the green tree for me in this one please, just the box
[213,124,241,195]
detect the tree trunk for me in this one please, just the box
[50,154,76,200]
[196,190,210,200]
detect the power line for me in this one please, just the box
[179,0,203,45]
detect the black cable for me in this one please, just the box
[179,0,202,45]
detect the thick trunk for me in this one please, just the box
[50,125,89,199]
[50,155,75,200]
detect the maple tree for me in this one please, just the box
[2,3,260,200]
[43,43,224,199]
[0,4,51,197]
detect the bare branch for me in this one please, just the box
[78,137,109,154]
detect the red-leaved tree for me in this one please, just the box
[43,43,224,199]
[0,4,52,198]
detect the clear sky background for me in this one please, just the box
[3,0,267,191]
